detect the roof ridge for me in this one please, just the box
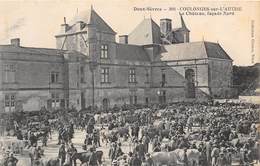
[202,41,208,58]
[90,9,116,34]
[128,18,147,36]
[116,43,143,47]
[215,42,232,60]
[150,19,160,43]
[21,46,63,50]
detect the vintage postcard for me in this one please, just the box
[0,0,259,166]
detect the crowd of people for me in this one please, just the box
[0,101,259,166]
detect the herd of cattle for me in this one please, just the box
[0,102,260,166]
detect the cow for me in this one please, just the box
[74,151,103,165]
[113,126,130,138]
[38,157,60,166]
[151,151,178,166]
[151,149,200,166]
[173,148,200,166]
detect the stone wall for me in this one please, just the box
[208,59,233,98]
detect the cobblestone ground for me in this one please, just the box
[2,128,260,166]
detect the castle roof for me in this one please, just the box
[128,18,161,45]
[116,43,150,62]
[160,41,232,61]
[0,45,86,58]
[63,8,116,35]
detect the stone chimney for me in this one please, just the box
[11,38,20,47]
[119,35,128,44]
[160,18,172,35]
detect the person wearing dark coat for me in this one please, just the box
[129,153,142,166]
[58,143,66,166]
[216,152,227,166]
[143,153,154,166]
[5,153,18,166]
[88,147,98,166]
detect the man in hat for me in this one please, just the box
[115,142,124,159]
[129,153,142,166]
[152,136,159,150]
[88,147,98,166]
[119,154,128,166]
[183,148,189,166]
[142,133,150,154]
[206,141,213,165]
[5,152,18,166]
[216,152,227,166]
[225,148,232,166]
[109,142,116,161]
[57,125,63,145]
[67,143,77,166]
[142,153,154,166]
[135,140,146,161]
[92,129,99,147]
[58,143,66,166]
[211,144,219,166]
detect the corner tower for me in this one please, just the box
[172,14,190,43]
[55,7,116,60]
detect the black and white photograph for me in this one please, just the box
[0,0,259,165]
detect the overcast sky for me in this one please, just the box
[0,0,259,66]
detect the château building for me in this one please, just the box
[0,7,233,112]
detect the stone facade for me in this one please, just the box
[0,7,233,112]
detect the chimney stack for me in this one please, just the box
[119,35,128,44]
[11,38,20,47]
[160,18,172,35]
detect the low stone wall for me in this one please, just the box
[239,96,260,104]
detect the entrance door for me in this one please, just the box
[102,98,109,111]
[81,92,86,109]
[158,90,166,104]
[145,97,149,105]
[185,69,196,98]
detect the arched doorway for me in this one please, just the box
[185,69,196,98]
[102,98,109,111]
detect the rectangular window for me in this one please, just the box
[101,44,108,59]
[4,95,10,107]
[162,73,166,87]
[158,90,166,104]
[4,94,15,112]
[145,69,149,83]
[3,64,16,83]
[80,66,85,83]
[101,68,109,83]
[129,95,137,105]
[134,96,137,105]
[145,97,149,105]
[130,96,133,105]
[51,93,60,108]
[50,72,59,83]
[129,68,136,83]
[10,95,15,107]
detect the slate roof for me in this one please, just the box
[0,45,86,57]
[128,18,161,45]
[62,9,116,35]
[180,14,190,32]
[160,41,232,61]
[116,43,150,62]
